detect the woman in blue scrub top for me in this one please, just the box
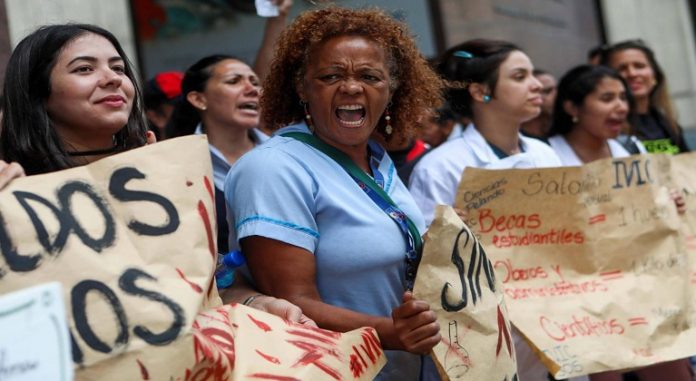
[225,7,444,380]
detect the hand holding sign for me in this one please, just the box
[0,160,24,191]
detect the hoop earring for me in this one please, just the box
[384,106,392,135]
[483,95,491,103]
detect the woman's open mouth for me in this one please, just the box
[335,104,365,127]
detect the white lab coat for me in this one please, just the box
[409,124,562,226]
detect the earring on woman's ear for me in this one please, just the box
[384,107,392,135]
[572,115,579,123]
[483,95,491,103]
[301,100,313,131]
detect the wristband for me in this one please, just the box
[242,294,263,306]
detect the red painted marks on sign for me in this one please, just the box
[496,305,513,357]
[197,198,217,297]
[286,329,336,345]
[186,180,193,187]
[300,325,342,339]
[136,359,149,380]
[247,374,300,381]
[255,349,281,365]
[349,346,368,377]
[197,200,216,259]
[248,314,273,332]
[628,317,648,326]
[286,327,344,380]
[588,214,606,225]
[600,270,623,281]
[176,268,203,293]
[349,332,384,378]
[358,330,381,364]
[294,349,341,380]
[204,176,214,204]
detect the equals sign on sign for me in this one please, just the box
[628,317,648,326]
[599,270,623,281]
[588,214,606,225]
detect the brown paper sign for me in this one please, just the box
[413,206,518,381]
[454,153,696,379]
[0,135,385,380]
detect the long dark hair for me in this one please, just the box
[600,40,678,137]
[0,24,147,175]
[437,39,520,118]
[548,64,636,136]
[166,54,238,138]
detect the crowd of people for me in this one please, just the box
[0,3,693,381]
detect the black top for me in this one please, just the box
[636,108,689,153]
[215,187,229,254]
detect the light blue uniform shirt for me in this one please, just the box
[225,122,429,381]
[194,124,269,190]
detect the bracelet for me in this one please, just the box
[242,294,263,306]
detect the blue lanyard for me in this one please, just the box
[282,132,423,289]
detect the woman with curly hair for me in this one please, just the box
[225,7,443,380]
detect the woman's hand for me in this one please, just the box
[0,160,25,191]
[246,295,317,327]
[220,272,316,326]
[146,130,157,145]
[670,188,687,215]
[391,291,441,354]
[273,0,292,16]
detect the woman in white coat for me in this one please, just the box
[409,39,574,381]
[409,39,561,226]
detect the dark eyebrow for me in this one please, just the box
[67,56,124,66]
[511,67,529,74]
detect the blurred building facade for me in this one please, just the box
[1,0,695,143]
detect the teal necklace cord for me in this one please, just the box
[282,131,423,288]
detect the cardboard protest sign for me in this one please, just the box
[0,282,73,381]
[455,153,696,379]
[0,135,385,380]
[76,302,386,380]
[413,206,517,381]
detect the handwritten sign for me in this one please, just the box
[414,206,517,381]
[229,303,386,380]
[455,153,696,378]
[0,136,384,380]
[0,282,72,381]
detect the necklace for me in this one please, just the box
[67,135,120,156]
[67,143,119,156]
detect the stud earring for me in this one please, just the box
[483,95,491,103]
[384,107,392,135]
[572,115,579,123]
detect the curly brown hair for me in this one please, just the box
[261,6,443,146]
